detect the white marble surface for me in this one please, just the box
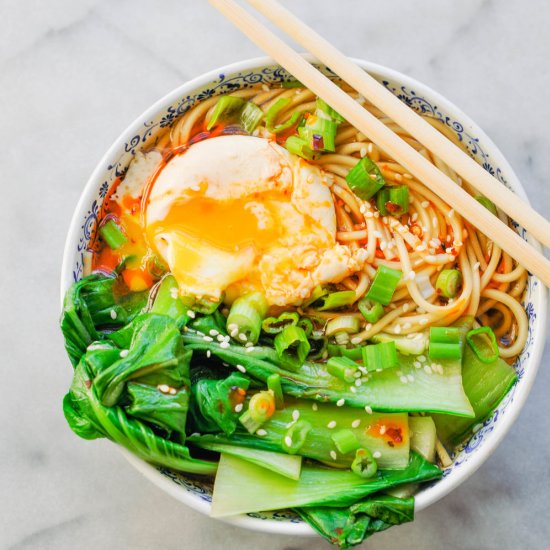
[2,0,550,548]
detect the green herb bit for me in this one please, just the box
[99,219,127,250]
[267,373,285,410]
[284,135,319,160]
[429,326,462,360]
[358,297,384,323]
[345,157,386,200]
[226,292,268,345]
[362,341,398,372]
[351,448,378,479]
[435,269,463,299]
[282,420,312,454]
[327,356,359,384]
[466,326,499,363]
[364,265,403,306]
[316,290,356,311]
[206,95,246,130]
[274,325,311,367]
[376,185,410,216]
[331,429,360,454]
[475,196,498,216]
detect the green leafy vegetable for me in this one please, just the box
[210,452,440,517]
[296,495,414,549]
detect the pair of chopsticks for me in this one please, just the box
[209,0,550,288]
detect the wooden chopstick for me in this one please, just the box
[209,0,550,288]
[248,0,550,252]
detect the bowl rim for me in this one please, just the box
[61,54,547,537]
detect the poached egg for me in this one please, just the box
[144,135,366,306]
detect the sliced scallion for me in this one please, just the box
[435,269,463,299]
[100,219,127,250]
[325,315,360,337]
[284,135,319,160]
[331,429,360,454]
[239,391,275,434]
[429,326,462,360]
[475,196,498,216]
[316,97,345,124]
[298,115,337,152]
[364,266,403,305]
[297,317,313,337]
[274,325,311,367]
[282,420,312,454]
[316,290,356,311]
[265,97,303,134]
[376,185,410,216]
[281,80,303,88]
[267,374,284,410]
[262,312,300,334]
[362,341,398,372]
[303,285,329,307]
[351,448,378,479]
[345,157,386,200]
[358,297,384,323]
[326,356,358,383]
[240,101,264,133]
[226,292,268,345]
[466,326,499,363]
[207,96,245,130]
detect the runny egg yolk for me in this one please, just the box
[144,135,366,306]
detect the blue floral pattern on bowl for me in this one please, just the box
[69,61,540,524]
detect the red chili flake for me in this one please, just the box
[410,224,423,238]
[385,201,400,214]
[312,134,324,151]
[385,427,403,445]
[84,379,92,389]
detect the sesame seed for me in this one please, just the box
[327,421,337,429]
[355,378,362,386]
[187,310,196,319]
[359,204,366,214]
[350,386,357,393]
[374,211,380,218]
[360,147,367,158]
[284,436,293,447]
[230,329,239,338]
[352,419,361,428]
[424,365,433,374]
[238,333,248,342]
[206,350,211,358]
[421,200,430,208]
[394,325,402,334]
[256,429,267,436]
[330,450,338,460]
[418,355,427,362]
[403,303,410,312]
[203,336,213,342]
[400,375,408,384]
[420,318,429,325]
[413,361,421,368]
[236,364,246,373]
[365,405,373,414]
[403,322,412,330]
[292,410,300,421]
[365,211,374,218]
[407,374,415,382]
[380,425,387,434]
[234,403,243,413]
[119,349,129,358]
[227,323,238,331]
[110,309,117,320]
[350,337,362,345]
[209,329,219,336]
[373,451,382,459]
[158,384,170,393]
[312,403,318,411]
[336,398,345,407]
[367,143,373,153]
[217,334,225,342]
[245,346,255,353]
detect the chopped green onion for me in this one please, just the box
[435,269,463,299]
[207,96,245,130]
[284,135,319,160]
[334,331,350,345]
[100,219,127,250]
[358,297,384,323]
[345,157,386,200]
[281,80,303,88]
[325,315,360,337]
[331,429,360,454]
[364,266,403,305]
[226,292,268,345]
[240,101,264,133]
[327,356,358,383]
[151,274,189,324]
[340,347,364,360]
[475,196,498,216]
[316,97,345,124]
[466,326,499,363]
[316,290,356,311]
[298,115,338,152]
[282,420,312,454]
[376,185,410,216]
[274,325,311,366]
[297,317,313,337]
[429,327,462,360]
[239,391,275,434]
[351,448,378,479]
[362,341,398,372]
[262,312,300,334]
[303,285,329,307]
[267,374,284,410]
[265,97,303,134]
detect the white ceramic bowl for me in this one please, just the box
[61,56,547,536]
